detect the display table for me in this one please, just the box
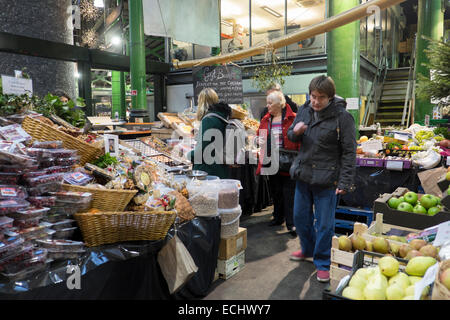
[0,217,221,300]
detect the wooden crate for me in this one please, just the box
[218,227,247,260]
[365,213,420,244]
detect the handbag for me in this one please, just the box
[279,148,298,172]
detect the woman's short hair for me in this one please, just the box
[309,75,336,98]
[266,82,282,93]
[267,90,286,108]
[197,88,219,120]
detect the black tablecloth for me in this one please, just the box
[0,216,221,300]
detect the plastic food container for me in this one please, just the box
[27,196,56,208]
[0,236,24,258]
[215,179,241,209]
[218,205,242,237]
[35,239,84,252]
[0,244,34,272]
[10,207,50,219]
[31,140,63,149]
[0,124,32,143]
[42,213,71,223]
[48,206,78,216]
[0,163,39,173]
[18,225,50,241]
[55,156,80,167]
[0,216,13,230]
[0,172,21,184]
[0,199,30,215]
[27,181,63,196]
[0,262,48,281]
[54,197,92,211]
[63,171,93,186]
[2,248,48,274]
[24,173,65,187]
[53,227,77,239]
[0,185,28,200]
[50,219,75,231]
[39,157,56,168]
[13,216,42,229]
[45,166,72,174]
[46,149,77,158]
[49,191,93,203]
[47,249,85,260]
[26,148,48,158]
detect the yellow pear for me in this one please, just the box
[378,256,399,277]
[349,275,367,291]
[342,286,364,300]
[405,256,437,277]
[386,284,405,300]
[388,272,410,289]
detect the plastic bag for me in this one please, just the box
[411,149,441,169]
[63,171,93,186]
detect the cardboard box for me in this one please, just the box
[373,187,450,229]
[437,175,450,194]
[218,227,247,260]
[217,251,245,280]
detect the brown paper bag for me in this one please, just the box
[157,235,198,294]
[432,259,450,300]
[417,166,447,197]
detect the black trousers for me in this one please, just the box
[268,173,296,228]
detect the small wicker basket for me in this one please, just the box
[22,116,104,165]
[74,210,176,247]
[230,106,248,120]
[62,184,137,212]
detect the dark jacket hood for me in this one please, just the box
[208,102,231,118]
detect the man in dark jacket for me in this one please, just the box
[286,75,356,283]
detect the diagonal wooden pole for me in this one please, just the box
[173,0,406,69]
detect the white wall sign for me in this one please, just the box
[345,97,359,110]
[1,75,33,96]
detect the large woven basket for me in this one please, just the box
[22,116,104,165]
[230,106,248,120]
[74,210,176,247]
[62,184,137,212]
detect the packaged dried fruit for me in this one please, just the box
[49,191,93,203]
[18,224,50,241]
[24,173,64,187]
[8,207,50,219]
[0,172,21,184]
[0,236,24,258]
[26,181,63,196]
[39,157,56,168]
[27,196,56,207]
[53,227,77,239]
[0,163,39,173]
[63,171,93,186]
[50,219,75,231]
[55,156,80,166]
[47,249,85,260]
[45,166,72,174]
[35,239,84,252]
[0,124,32,143]
[0,216,13,230]
[13,216,42,229]
[0,185,27,200]
[2,248,48,274]
[31,141,63,149]
[0,199,30,214]
[0,244,34,272]
[0,150,36,167]
[45,149,77,158]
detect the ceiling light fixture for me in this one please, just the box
[260,6,282,18]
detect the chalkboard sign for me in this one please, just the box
[192,65,243,105]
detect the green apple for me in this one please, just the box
[446,171,450,181]
[420,194,438,209]
[404,192,418,206]
[397,202,414,212]
[447,187,450,195]
[433,196,441,205]
[413,204,427,214]
[398,196,405,202]
[388,197,402,209]
[427,206,440,216]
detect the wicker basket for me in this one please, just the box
[62,184,137,212]
[74,210,176,247]
[22,116,104,165]
[230,106,248,120]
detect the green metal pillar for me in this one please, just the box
[128,0,149,122]
[327,0,360,133]
[414,0,444,124]
[111,71,126,120]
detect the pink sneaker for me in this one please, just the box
[317,270,330,282]
[289,250,313,262]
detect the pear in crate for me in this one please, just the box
[405,256,437,277]
[388,272,410,289]
[409,239,427,251]
[405,250,422,260]
[351,234,366,251]
[419,244,438,258]
[378,256,399,277]
[440,268,450,290]
[399,244,413,258]
[372,237,390,254]
[338,235,352,252]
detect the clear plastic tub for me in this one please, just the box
[39,157,56,168]
[31,141,63,149]
[49,191,93,203]
[218,205,242,237]
[0,216,13,230]
[47,249,85,260]
[48,206,78,216]
[55,156,80,166]
[53,227,77,239]
[215,179,241,209]
[63,171,93,186]
[27,196,56,208]
[26,148,48,158]
[1,261,48,281]
[50,219,75,231]
[11,207,50,219]
[45,149,77,158]
[0,185,28,200]
[24,173,65,187]
[27,181,63,196]
[0,244,34,272]
[0,236,24,259]
[0,172,21,184]
[0,163,39,173]
[54,197,92,211]
[42,213,71,223]
[2,248,48,274]
[13,216,42,229]
[18,225,50,241]
[35,239,84,252]
[0,199,30,215]
[45,166,72,174]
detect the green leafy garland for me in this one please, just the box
[251,51,293,93]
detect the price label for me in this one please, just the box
[0,188,17,197]
[70,172,86,183]
[386,160,403,171]
[361,140,383,153]
[433,220,450,247]
[446,156,450,166]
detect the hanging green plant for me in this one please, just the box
[251,51,293,93]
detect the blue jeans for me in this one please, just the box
[293,180,337,271]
